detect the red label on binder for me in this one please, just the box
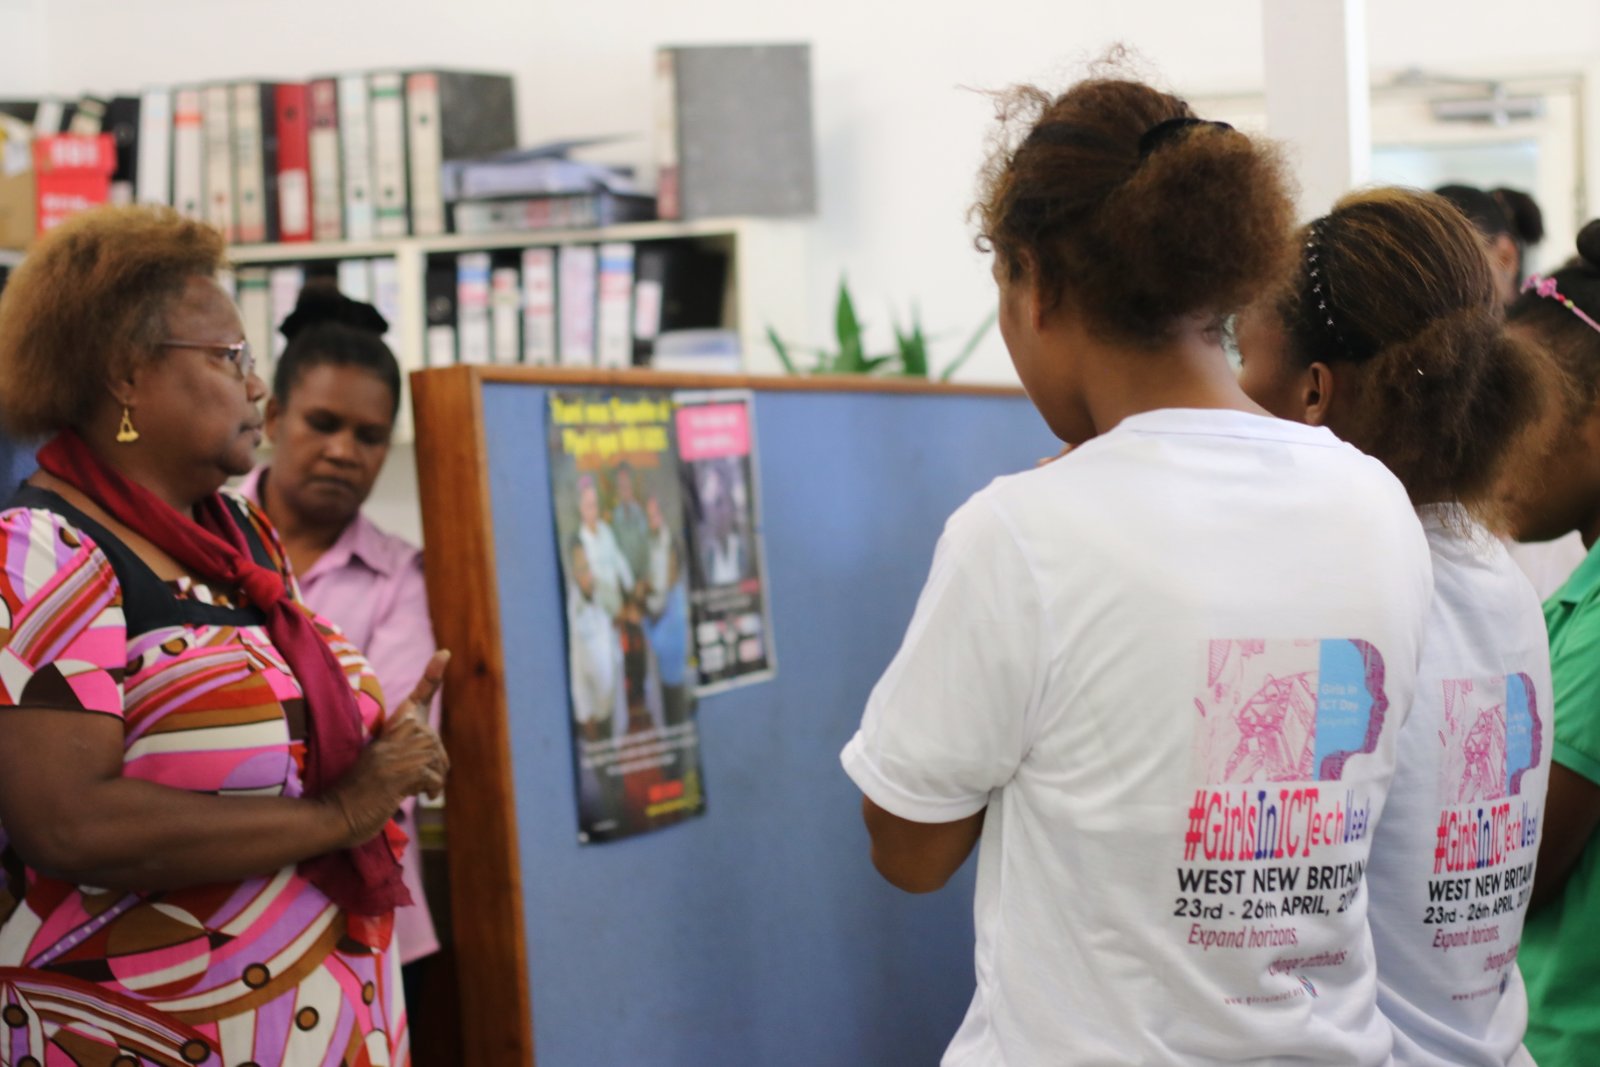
[32,134,115,234]
[275,83,312,241]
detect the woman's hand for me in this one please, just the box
[324,650,451,846]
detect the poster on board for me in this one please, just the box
[674,389,777,693]
[547,390,706,842]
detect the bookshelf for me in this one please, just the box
[4,219,808,382]
[227,216,809,444]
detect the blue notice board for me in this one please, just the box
[413,368,1053,1066]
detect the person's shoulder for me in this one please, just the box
[938,478,1040,556]
[0,504,119,596]
[350,511,423,577]
[0,501,106,555]
[964,456,1102,529]
[1340,448,1429,532]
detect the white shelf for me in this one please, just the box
[0,250,24,268]
[227,214,809,392]
[227,217,752,264]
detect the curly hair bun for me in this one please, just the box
[1492,187,1545,247]
[974,78,1294,344]
[1097,115,1293,333]
[278,284,388,340]
[1575,219,1600,269]
[1345,307,1549,508]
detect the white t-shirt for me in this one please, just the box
[1506,532,1585,601]
[841,408,1434,1067]
[1368,508,1551,1067]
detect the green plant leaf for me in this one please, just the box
[939,308,998,382]
[897,303,930,378]
[861,355,895,373]
[835,280,866,372]
[767,326,800,375]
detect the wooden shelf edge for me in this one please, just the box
[227,216,773,263]
[419,363,1026,398]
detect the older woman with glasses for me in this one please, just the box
[0,204,447,1066]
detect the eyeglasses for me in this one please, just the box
[157,339,255,381]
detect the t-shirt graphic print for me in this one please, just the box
[1428,674,1542,932]
[1181,638,1388,999]
[1197,638,1387,784]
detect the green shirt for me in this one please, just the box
[1524,540,1600,1065]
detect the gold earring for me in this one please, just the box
[116,407,139,444]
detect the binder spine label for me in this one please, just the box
[201,85,235,240]
[172,89,204,220]
[370,73,409,237]
[337,73,374,240]
[308,80,343,240]
[405,73,444,237]
[231,84,266,244]
[522,248,557,365]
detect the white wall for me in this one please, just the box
[17,1,1600,384]
[1367,2,1600,71]
[0,0,50,98]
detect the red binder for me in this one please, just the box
[274,83,312,242]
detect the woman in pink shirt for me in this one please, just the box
[241,286,444,993]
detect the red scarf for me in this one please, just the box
[37,431,409,921]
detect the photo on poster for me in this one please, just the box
[547,389,706,843]
[674,390,776,693]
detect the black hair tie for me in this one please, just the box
[1138,117,1233,158]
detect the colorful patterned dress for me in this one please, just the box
[0,488,408,1067]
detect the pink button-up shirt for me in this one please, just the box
[241,466,441,965]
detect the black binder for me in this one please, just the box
[103,96,142,202]
[425,255,460,367]
[632,241,730,365]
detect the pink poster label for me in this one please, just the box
[676,403,750,461]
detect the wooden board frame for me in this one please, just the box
[411,366,1026,1064]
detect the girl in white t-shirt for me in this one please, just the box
[1234,188,1556,1067]
[842,76,1434,1065]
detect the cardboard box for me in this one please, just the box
[0,119,33,250]
[0,131,116,250]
